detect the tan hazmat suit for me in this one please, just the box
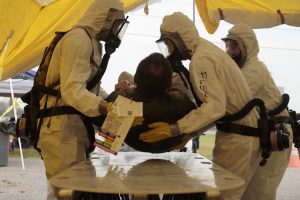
[160,12,262,200]
[38,0,124,179]
[226,23,292,200]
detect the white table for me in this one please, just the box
[50,152,244,200]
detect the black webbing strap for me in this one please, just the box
[33,84,59,97]
[38,106,81,118]
[177,63,202,107]
[86,53,110,90]
[216,123,260,137]
[174,63,202,152]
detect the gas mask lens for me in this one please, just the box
[112,16,129,40]
[156,39,175,58]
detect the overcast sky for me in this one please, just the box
[101,0,300,111]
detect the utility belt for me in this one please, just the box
[216,94,291,166]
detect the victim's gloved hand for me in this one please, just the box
[107,102,113,112]
[139,122,180,143]
[99,100,112,115]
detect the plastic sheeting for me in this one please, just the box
[196,0,300,34]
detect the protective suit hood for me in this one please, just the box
[227,23,259,64]
[74,0,124,38]
[160,12,200,57]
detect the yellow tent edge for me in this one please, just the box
[195,0,219,34]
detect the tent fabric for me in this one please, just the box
[0,0,149,81]
[195,0,300,34]
[1,0,300,80]
[13,69,36,80]
[34,0,55,6]
[0,79,33,97]
[0,0,94,81]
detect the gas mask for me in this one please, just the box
[222,36,247,68]
[223,39,242,66]
[104,16,129,55]
[97,8,129,55]
[156,32,190,60]
[156,32,190,74]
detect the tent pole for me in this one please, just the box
[0,31,25,170]
[192,0,201,153]
[193,0,195,24]
[9,78,25,171]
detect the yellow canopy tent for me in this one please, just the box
[1,0,300,80]
[0,0,150,81]
[196,0,300,34]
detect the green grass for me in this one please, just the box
[197,135,215,160]
[9,147,41,158]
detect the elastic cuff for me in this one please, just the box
[170,123,181,136]
[99,100,107,115]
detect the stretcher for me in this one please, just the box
[50,152,244,200]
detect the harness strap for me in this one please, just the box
[43,28,109,93]
[38,106,81,118]
[86,53,110,91]
[33,85,59,96]
[216,122,260,137]
[176,63,202,107]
